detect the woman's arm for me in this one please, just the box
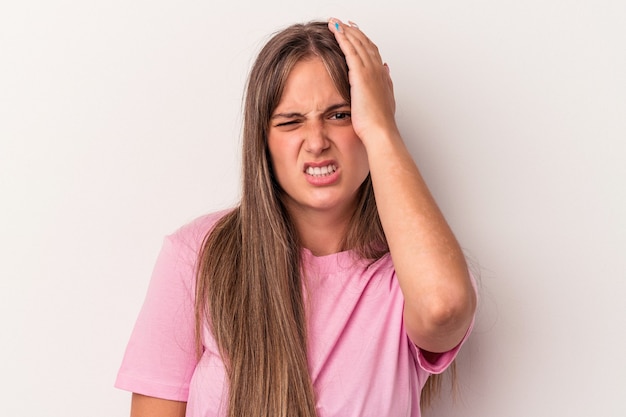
[329,18,476,353]
[131,393,187,417]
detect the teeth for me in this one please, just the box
[306,164,337,177]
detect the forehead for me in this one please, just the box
[275,57,343,110]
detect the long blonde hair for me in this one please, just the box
[195,20,445,417]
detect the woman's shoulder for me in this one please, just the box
[167,207,236,249]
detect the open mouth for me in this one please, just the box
[305,164,337,177]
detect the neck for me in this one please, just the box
[287,205,354,257]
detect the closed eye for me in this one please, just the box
[274,120,301,127]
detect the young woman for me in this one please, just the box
[116,18,477,417]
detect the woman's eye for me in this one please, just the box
[331,112,351,120]
[275,120,299,127]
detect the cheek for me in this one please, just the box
[268,130,296,157]
[267,136,297,182]
[267,134,284,164]
[348,140,370,173]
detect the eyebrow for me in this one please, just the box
[271,102,350,120]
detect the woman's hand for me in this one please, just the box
[328,18,399,145]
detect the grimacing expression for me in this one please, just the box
[268,57,370,217]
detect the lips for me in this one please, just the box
[303,161,340,186]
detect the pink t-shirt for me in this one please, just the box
[115,210,474,416]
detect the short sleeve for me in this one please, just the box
[115,233,199,401]
[413,270,478,375]
[414,315,475,374]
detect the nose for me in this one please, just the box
[304,121,329,154]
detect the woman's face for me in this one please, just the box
[267,57,370,220]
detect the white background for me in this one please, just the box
[1,1,624,416]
